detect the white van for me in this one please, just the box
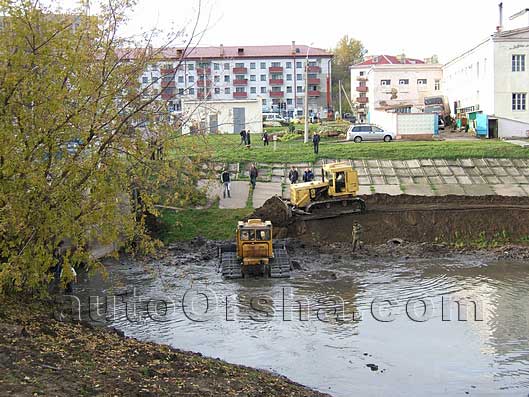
[262,113,287,126]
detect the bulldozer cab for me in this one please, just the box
[236,219,273,266]
[324,163,359,197]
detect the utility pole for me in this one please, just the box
[304,58,309,143]
[338,80,342,119]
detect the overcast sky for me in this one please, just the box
[58,0,529,63]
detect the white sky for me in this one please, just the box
[57,0,529,63]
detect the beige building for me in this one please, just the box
[181,98,263,135]
[350,55,443,122]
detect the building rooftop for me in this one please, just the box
[120,44,332,61]
[353,55,425,67]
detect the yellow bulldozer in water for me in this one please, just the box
[218,219,290,279]
[284,162,366,219]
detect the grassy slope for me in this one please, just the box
[178,134,529,163]
[159,207,253,242]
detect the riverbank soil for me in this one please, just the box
[0,299,328,397]
[255,195,529,245]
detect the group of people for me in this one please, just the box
[220,163,259,199]
[288,166,315,184]
[240,129,271,147]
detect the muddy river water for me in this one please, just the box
[75,247,529,396]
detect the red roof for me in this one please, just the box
[119,44,332,61]
[354,55,425,66]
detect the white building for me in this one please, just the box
[443,7,529,138]
[350,55,443,122]
[132,43,332,119]
[181,98,263,135]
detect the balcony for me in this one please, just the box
[357,76,368,81]
[269,66,283,73]
[308,90,321,97]
[196,67,211,75]
[308,78,320,85]
[160,68,175,75]
[197,92,212,100]
[233,91,248,98]
[232,67,247,74]
[197,80,212,87]
[160,80,175,88]
[233,79,248,86]
[307,66,321,73]
[269,79,284,85]
[269,91,284,98]
[357,96,369,104]
[356,86,368,92]
[161,92,175,100]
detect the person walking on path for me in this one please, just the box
[249,164,258,190]
[220,169,231,198]
[262,131,269,146]
[239,129,247,145]
[288,166,299,184]
[312,131,321,154]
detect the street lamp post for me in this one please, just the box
[304,44,313,144]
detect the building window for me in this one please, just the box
[286,61,292,69]
[189,88,195,94]
[286,86,292,93]
[213,63,220,70]
[297,86,303,93]
[187,63,194,71]
[250,62,256,69]
[224,75,230,82]
[260,87,266,93]
[152,76,158,83]
[512,55,526,72]
[224,63,230,70]
[178,88,184,95]
[296,74,303,80]
[225,87,231,94]
[296,61,302,68]
[359,71,365,76]
[250,75,256,81]
[250,87,256,94]
[287,98,293,105]
[214,87,220,94]
[262,99,267,106]
[235,74,245,80]
[296,97,303,106]
[235,87,245,93]
[380,79,390,86]
[512,93,527,111]
[286,74,292,81]
[271,61,281,67]
[214,75,220,83]
[260,62,266,69]
[235,62,244,68]
[260,74,266,81]
[142,76,149,84]
[417,79,427,85]
[435,80,440,90]
[188,76,194,83]
[399,79,409,85]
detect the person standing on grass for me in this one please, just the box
[239,129,247,145]
[288,166,299,184]
[312,131,321,154]
[220,169,231,198]
[262,131,269,146]
[246,129,252,147]
[249,163,258,190]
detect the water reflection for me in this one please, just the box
[74,254,529,396]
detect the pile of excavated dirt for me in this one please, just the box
[252,194,529,245]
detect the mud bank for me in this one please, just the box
[254,195,529,245]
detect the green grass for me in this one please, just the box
[176,133,529,163]
[159,207,253,242]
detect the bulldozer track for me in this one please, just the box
[219,251,242,279]
[269,248,291,278]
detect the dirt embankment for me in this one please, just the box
[255,195,529,245]
[0,298,328,397]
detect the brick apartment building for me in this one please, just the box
[137,42,333,118]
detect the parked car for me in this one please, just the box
[346,124,396,143]
[263,113,288,126]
